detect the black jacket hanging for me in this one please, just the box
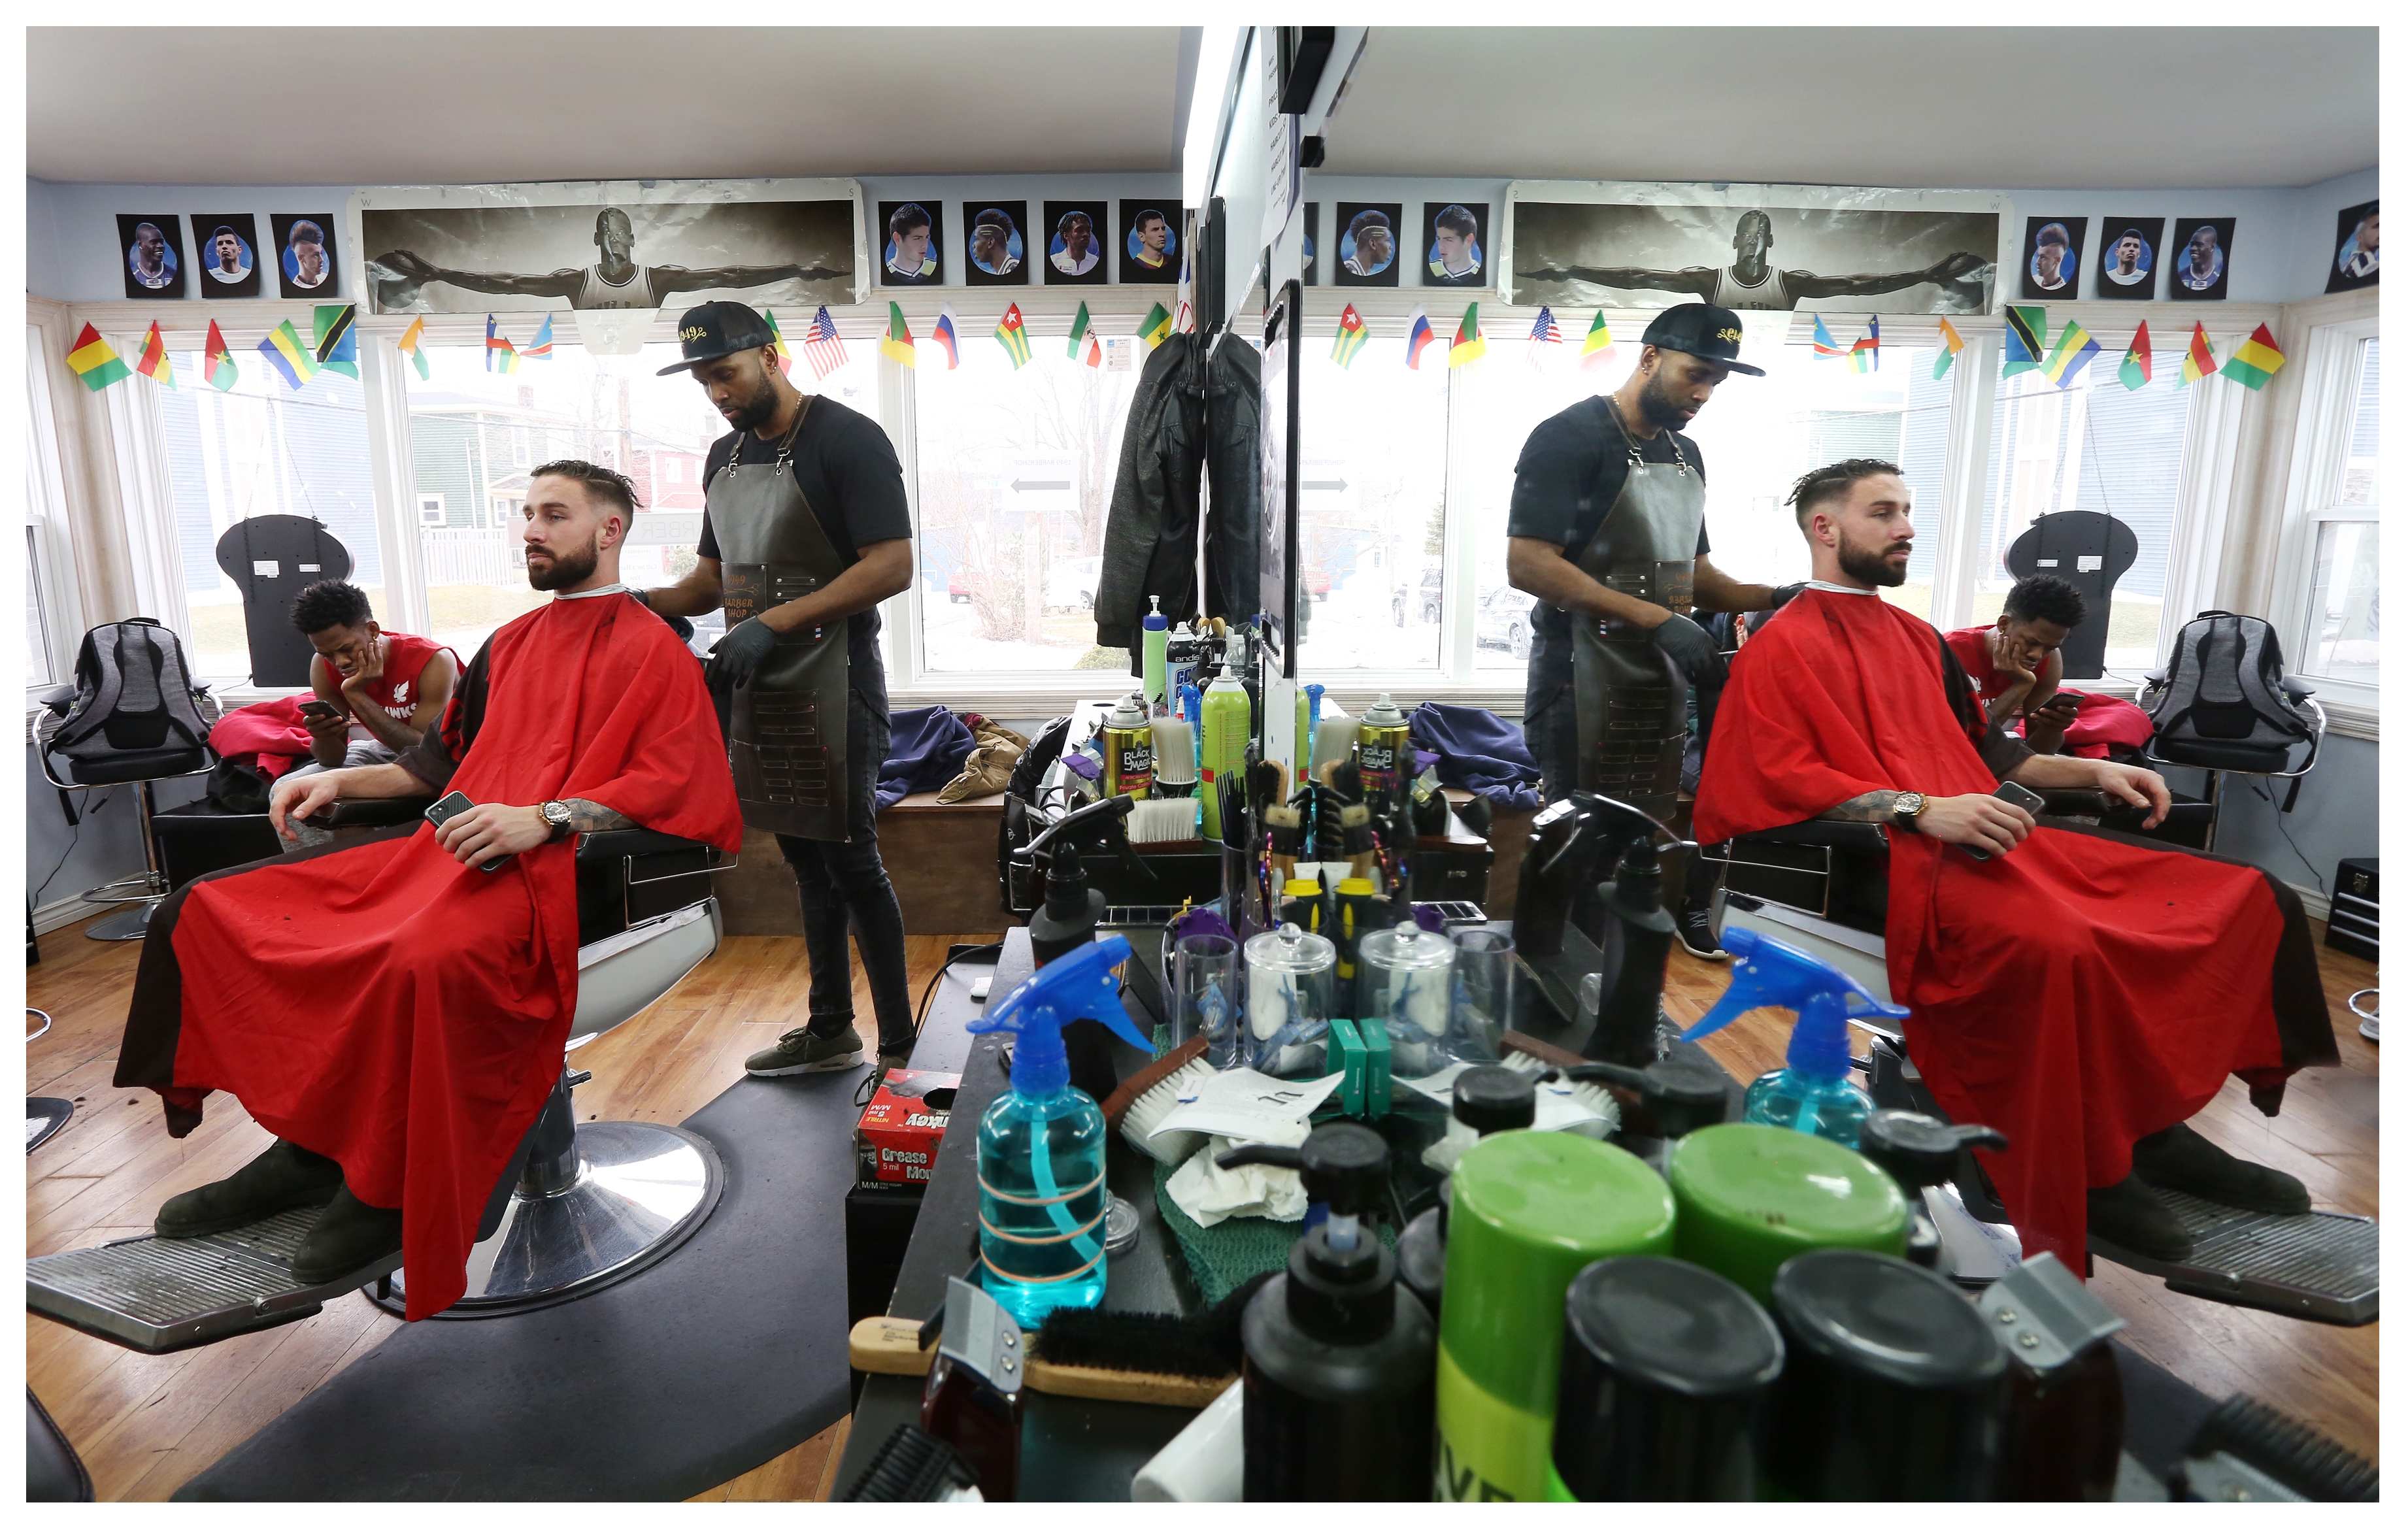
[1094,332,1207,651]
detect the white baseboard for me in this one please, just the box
[2288,881,2332,925]
[32,896,108,937]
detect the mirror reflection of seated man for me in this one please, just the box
[1696,458,2339,1272]
[278,580,458,851]
[112,460,741,1319]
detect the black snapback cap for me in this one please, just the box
[658,301,778,375]
[1641,302,1764,376]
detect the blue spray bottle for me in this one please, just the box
[966,936,1154,1325]
[1679,926,1907,1150]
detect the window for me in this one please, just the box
[155,345,382,682]
[24,326,75,690]
[1294,346,1452,672]
[417,493,446,526]
[911,342,1141,673]
[2285,331,2379,697]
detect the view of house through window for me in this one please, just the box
[2299,334,2379,688]
[1294,344,1450,672]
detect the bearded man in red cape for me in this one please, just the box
[1696,457,2337,1269]
[115,461,741,1319]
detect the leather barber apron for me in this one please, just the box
[1571,416,1705,824]
[705,399,853,842]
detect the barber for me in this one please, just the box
[643,301,920,1081]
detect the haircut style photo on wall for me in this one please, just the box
[2096,218,2162,299]
[1301,203,1318,285]
[878,200,941,286]
[2020,216,2086,299]
[1424,201,1488,287]
[118,214,185,299]
[272,213,340,297]
[195,214,262,298]
[2326,199,2378,293]
[2168,217,2235,301]
[963,201,1029,286]
[1043,201,1109,285]
[1333,201,1403,288]
[1118,199,1177,284]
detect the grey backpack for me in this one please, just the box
[49,618,214,762]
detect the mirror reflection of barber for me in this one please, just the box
[642,301,924,1078]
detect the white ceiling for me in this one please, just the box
[1324,27,2377,189]
[25,27,1186,185]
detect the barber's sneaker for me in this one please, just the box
[746,1025,865,1077]
[2131,1121,2311,1215]
[155,1140,344,1239]
[291,1184,404,1285]
[1676,906,1730,961]
[2086,1174,2194,1262]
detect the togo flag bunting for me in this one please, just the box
[1139,303,1171,351]
[1448,304,1486,367]
[1579,311,1617,371]
[2179,323,2218,387]
[397,316,429,381]
[2040,320,2101,389]
[995,304,1032,369]
[205,319,239,391]
[259,320,320,390]
[2003,306,2047,376]
[2221,324,2286,391]
[313,305,358,378]
[67,324,131,392]
[881,303,916,367]
[1933,318,1965,380]
[1331,304,1368,368]
[2118,321,2152,391]
[136,322,175,388]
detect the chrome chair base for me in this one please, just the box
[369,1121,722,1319]
[85,902,162,942]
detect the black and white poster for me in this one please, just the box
[118,214,184,299]
[878,200,940,286]
[2167,217,2235,301]
[271,214,341,299]
[2325,199,2377,294]
[2019,216,2085,299]
[1506,189,1998,314]
[361,197,850,314]
[1422,201,1488,288]
[1118,199,1177,284]
[194,214,261,298]
[1333,201,1403,288]
[963,201,1029,286]
[1041,201,1109,286]
[1301,203,1318,286]
[2095,218,2162,299]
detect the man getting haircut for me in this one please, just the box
[114,460,741,1319]
[1694,457,2337,1269]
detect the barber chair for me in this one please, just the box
[1705,808,2379,1327]
[25,816,731,1352]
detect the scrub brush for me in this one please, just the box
[1103,1036,1214,1165]
[1500,1048,1620,1137]
[1129,798,1203,846]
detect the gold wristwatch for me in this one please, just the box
[1890,791,1929,833]
[539,800,575,841]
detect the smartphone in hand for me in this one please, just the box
[424,790,514,872]
[1958,779,2047,861]
[298,699,343,723]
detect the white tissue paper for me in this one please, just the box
[1407,1061,1618,1172]
[1165,1118,1313,1227]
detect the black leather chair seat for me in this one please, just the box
[2153,737,2301,773]
[58,747,206,786]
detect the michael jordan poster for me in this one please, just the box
[1503,182,2004,316]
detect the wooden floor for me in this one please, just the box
[27,913,2380,1497]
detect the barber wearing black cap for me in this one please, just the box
[1506,302,1798,932]
[643,301,920,1079]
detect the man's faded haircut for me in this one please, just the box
[1786,458,1903,529]
[531,459,642,521]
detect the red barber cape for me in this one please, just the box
[1697,591,2292,1267]
[153,595,739,1318]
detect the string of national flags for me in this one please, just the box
[69,305,361,395]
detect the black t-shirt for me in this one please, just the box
[1507,395,1710,646]
[695,395,914,669]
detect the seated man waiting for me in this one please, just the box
[281,580,458,850]
[112,461,741,1319]
[1943,573,2083,755]
[1696,458,2338,1269]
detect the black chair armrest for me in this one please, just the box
[2280,675,2316,700]
[1726,820,1890,854]
[2034,788,2112,816]
[35,684,77,714]
[2143,668,2168,685]
[318,797,432,829]
[577,827,722,863]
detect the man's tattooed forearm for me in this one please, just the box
[563,799,633,833]
[1819,790,1900,823]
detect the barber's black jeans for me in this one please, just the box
[777,694,916,1057]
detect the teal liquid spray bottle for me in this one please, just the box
[966,936,1154,1325]
[1681,926,1908,1150]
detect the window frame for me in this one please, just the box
[2267,313,2380,727]
[24,325,86,693]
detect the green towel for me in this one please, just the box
[1152,1159,1399,1306]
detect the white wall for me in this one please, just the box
[24,744,211,934]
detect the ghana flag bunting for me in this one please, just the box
[67,325,131,392]
[2222,324,2286,390]
[2179,322,2218,387]
[1847,315,1880,373]
[259,320,321,389]
[995,304,1032,369]
[1139,303,1171,351]
[1933,318,1965,380]
[881,303,916,367]
[1067,301,1093,361]
[1579,311,1618,372]
[932,305,962,370]
[1331,304,1368,369]
[1811,314,1847,358]
[2040,320,2101,389]
[314,304,358,378]
[135,322,175,388]
[205,319,239,391]
[2003,305,2047,376]
[2118,321,2152,391]
[1526,306,1562,369]
[763,309,794,375]
[522,313,555,361]
[1404,306,1435,369]
[397,316,429,381]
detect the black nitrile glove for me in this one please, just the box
[707,616,780,689]
[626,587,653,610]
[1769,581,1807,610]
[1651,612,1728,689]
